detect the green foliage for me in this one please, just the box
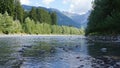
[12,20,22,33]
[36,8,52,24]
[0,0,84,35]
[50,12,57,25]
[0,12,22,34]
[14,0,24,23]
[86,0,120,35]
[28,8,57,25]
[23,42,54,57]
[29,7,37,22]
[24,17,35,34]
[0,12,84,35]
[0,0,24,23]
[23,17,84,35]
[0,0,14,16]
[52,25,62,34]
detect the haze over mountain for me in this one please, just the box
[63,11,91,28]
[22,5,90,28]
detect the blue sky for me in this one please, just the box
[20,0,93,14]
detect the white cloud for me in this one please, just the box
[20,0,30,5]
[63,0,93,14]
[42,0,55,5]
[63,0,67,4]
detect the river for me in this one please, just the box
[0,35,120,68]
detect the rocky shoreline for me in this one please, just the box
[87,36,120,42]
[92,56,120,68]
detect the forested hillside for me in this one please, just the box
[0,0,84,35]
[86,0,120,35]
[22,5,81,28]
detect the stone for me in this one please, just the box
[80,65,84,68]
[39,50,46,54]
[76,56,80,59]
[100,48,107,52]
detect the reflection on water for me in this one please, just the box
[0,40,13,65]
[0,38,20,68]
[88,41,120,68]
[23,41,56,57]
[88,42,120,58]
[0,36,120,68]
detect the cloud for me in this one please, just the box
[20,0,30,5]
[42,0,55,5]
[63,0,93,14]
[63,0,67,4]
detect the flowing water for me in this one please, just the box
[0,35,120,68]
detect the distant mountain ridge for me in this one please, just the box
[63,11,91,28]
[22,5,90,28]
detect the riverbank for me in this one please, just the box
[87,36,120,42]
[0,34,85,37]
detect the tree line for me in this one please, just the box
[0,0,84,35]
[0,0,57,25]
[28,7,57,25]
[0,12,84,34]
[86,0,120,35]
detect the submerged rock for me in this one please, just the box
[23,45,32,48]
[100,48,107,52]
[94,56,120,68]
[18,48,25,53]
[78,65,84,68]
[76,56,80,59]
[50,47,55,53]
[39,50,46,54]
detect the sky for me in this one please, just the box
[20,0,93,14]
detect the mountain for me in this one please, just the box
[63,11,91,28]
[22,5,80,28]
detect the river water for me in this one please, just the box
[0,35,120,68]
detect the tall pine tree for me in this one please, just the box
[50,12,57,25]
[36,8,51,24]
[14,0,24,23]
[86,0,120,35]
[29,7,37,22]
[0,0,14,16]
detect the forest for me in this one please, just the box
[0,0,84,35]
[86,0,120,35]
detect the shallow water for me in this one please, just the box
[0,36,120,68]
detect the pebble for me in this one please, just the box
[100,48,107,52]
[78,65,84,68]
[60,57,63,60]
[39,50,46,54]
[76,56,80,59]
[80,59,83,61]
[91,56,120,68]
[116,62,120,65]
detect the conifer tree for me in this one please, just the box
[86,0,120,35]
[29,7,37,22]
[0,0,14,16]
[51,12,57,25]
[14,0,24,23]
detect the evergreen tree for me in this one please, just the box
[23,11,29,22]
[14,0,24,23]
[0,0,84,35]
[36,8,51,24]
[86,0,120,35]
[29,7,37,22]
[50,12,57,25]
[0,0,14,16]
